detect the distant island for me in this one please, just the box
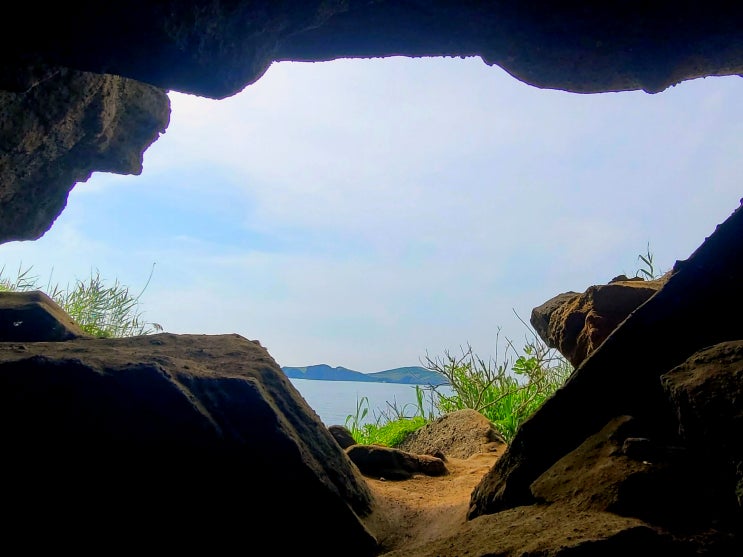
[281,364,449,386]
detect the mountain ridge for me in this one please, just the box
[281,363,449,385]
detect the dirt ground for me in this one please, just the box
[360,451,502,555]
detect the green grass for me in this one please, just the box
[422,318,572,443]
[344,385,439,446]
[0,263,161,338]
[346,313,573,446]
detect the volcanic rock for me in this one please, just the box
[0,332,378,555]
[396,408,506,460]
[531,274,669,368]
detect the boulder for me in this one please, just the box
[660,340,743,460]
[330,423,358,449]
[530,274,668,368]
[0,290,90,341]
[661,340,743,512]
[346,444,448,480]
[396,408,506,460]
[0,332,378,556]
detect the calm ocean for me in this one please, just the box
[288,378,453,427]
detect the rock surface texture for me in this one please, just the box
[0,2,742,242]
[530,274,669,368]
[0,332,377,555]
[396,408,506,459]
[1,2,742,555]
[0,70,169,241]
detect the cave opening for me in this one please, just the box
[0,56,740,374]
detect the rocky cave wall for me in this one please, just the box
[1,1,742,244]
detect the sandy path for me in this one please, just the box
[360,452,501,555]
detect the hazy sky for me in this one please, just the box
[1,57,741,372]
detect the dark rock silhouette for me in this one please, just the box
[347,444,448,480]
[0,4,741,555]
[0,331,377,555]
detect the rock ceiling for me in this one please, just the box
[1,1,742,243]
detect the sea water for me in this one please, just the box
[288,378,453,427]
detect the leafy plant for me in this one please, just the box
[635,242,662,280]
[422,313,572,443]
[0,263,161,338]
